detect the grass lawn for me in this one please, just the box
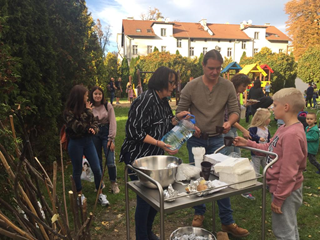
[57,102,320,239]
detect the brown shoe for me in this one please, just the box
[221,223,249,237]
[192,215,204,227]
[217,231,229,240]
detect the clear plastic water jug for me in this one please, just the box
[161,115,196,150]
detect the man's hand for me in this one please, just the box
[233,136,248,146]
[222,121,231,133]
[271,202,283,214]
[194,126,201,138]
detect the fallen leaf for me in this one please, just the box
[51,214,59,223]
[114,229,119,232]
[95,227,101,231]
[117,214,123,219]
[101,221,109,226]
[308,235,312,238]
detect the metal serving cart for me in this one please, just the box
[125,146,278,240]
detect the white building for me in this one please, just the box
[117,18,291,63]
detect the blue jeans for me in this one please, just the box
[92,124,116,182]
[222,126,240,156]
[68,136,102,192]
[187,136,234,225]
[124,153,157,240]
[110,92,115,105]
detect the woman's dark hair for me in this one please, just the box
[89,86,107,106]
[65,84,88,117]
[253,79,261,88]
[231,74,251,90]
[203,49,223,65]
[148,66,178,91]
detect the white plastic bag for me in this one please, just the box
[176,163,201,181]
[81,158,94,182]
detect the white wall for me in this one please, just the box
[119,25,289,63]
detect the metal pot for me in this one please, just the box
[132,155,182,189]
[170,226,216,240]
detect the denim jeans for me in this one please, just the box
[187,136,234,225]
[92,124,116,182]
[222,126,240,156]
[110,92,115,105]
[68,136,102,192]
[124,152,158,240]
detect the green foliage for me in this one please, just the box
[120,57,130,95]
[0,0,105,164]
[175,49,180,55]
[240,47,297,93]
[105,52,118,89]
[297,45,320,84]
[222,56,233,69]
[240,51,247,63]
[153,46,159,52]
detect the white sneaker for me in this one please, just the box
[111,182,120,194]
[77,194,86,206]
[98,193,110,207]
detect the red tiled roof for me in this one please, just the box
[122,19,156,37]
[260,64,274,73]
[266,26,291,41]
[122,19,290,42]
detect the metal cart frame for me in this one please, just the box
[125,146,278,240]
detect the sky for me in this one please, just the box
[85,0,291,53]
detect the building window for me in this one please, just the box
[161,46,166,52]
[254,32,259,40]
[136,29,141,32]
[203,47,207,55]
[147,45,153,54]
[177,39,182,48]
[147,29,152,33]
[227,48,232,57]
[279,49,283,53]
[133,45,138,55]
[241,41,246,49]
[254,48,258,54]
[190,47,194,56]
[161,28,166,37]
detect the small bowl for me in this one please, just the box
[224,136,234,146]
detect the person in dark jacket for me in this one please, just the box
[305,83,314,108]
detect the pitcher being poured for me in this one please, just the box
[162,114,196,150]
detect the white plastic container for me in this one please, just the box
[162,115,196,150]
[214,157,257,189]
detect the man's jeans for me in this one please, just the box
[187,136,234,225]
[68,136,102,192]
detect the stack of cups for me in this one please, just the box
[192,147,205,169]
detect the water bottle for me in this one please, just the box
[161,114,196,150]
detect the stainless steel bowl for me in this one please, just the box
[132,155,182,189]
[170,226,216,240]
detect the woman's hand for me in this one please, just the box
[233,136,248,146]
[176,111,190,121]
[271,202,282,214]
[107,140,115,152]
[260,137,266,142]
[88,128,95,135]
[158,141,179,155]
[86,101,92,109]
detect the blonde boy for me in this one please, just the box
[234,88,307,239]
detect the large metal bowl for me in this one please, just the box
[132,155,182,189]
[170,226,216,240]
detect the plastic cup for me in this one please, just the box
[216,126,224,134]
[224,136,234,146]
[200,161,212,180]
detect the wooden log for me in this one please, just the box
[52,162,57,231]
[9,115,20,158]
[70,176,81,231]
[59,141,69,227]
[0,211,35,240]
[68,190,79,233]
[75,213,93,240]
[0,227,30,240]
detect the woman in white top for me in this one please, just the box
[90,86,119,194]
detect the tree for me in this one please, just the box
[93,19,111,58]
[240,51,247,63]
[176,50,180,55]
[222,56,233,69]
[298,45,320,84]
[153,46,159,52]
[120,57,130,93]
[105,52,118,89]
[285,0,320,59]
[140,7,164,20]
